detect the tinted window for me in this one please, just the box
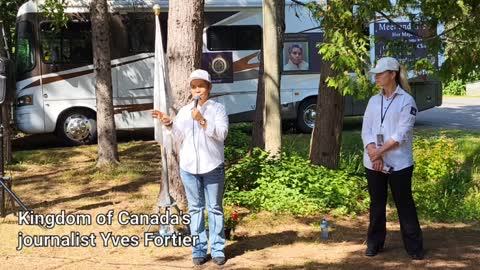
[16,21,36,75]
[40,21,92,64]
[207,25,262,51]
[124,13,155,53]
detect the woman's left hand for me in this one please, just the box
[191,108,203,122]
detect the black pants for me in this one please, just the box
[366,166,423,254]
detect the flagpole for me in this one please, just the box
[149,5,177,234]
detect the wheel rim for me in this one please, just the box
[303,104,317,129]
[63,114,95,142]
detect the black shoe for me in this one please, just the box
[192,257,207,266]
[410,251,424,260]
[212,257,226,265]
[365,246,383,257]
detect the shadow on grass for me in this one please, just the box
[118,141,161,162]
[12,129,155,151]
[227,231,298,259]
[25,176,157,210]
[227,223,480,270]
[75,201,117,211]
[12,168,75,186]
[154,255,188,262]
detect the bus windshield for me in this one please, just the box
[16,21,36,75]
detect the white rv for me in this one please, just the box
[14,0,441,145]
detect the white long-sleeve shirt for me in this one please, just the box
[171,99,229,174]
[361,85,417,171]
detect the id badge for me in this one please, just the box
[376,134,384,147]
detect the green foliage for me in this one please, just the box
[39,0,69,32]
[306,0,376,99]
[443,79,465,96]
[414,58,435,75]
[224,148,369,216]
[224,126,479,221]
[299,0,480,96]
[413,136,478,221]
[224,125,251,164]
[0,0,25,55]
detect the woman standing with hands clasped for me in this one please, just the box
[152,69,229,266]
[361,57,424,260]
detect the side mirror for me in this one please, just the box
[0,57,11,105]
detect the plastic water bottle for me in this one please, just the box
[320,218,329,239]
[159,224,169,235]
[159,224,174,235]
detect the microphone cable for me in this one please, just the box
[192,98,200,175]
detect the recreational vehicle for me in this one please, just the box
[14,0,442,145]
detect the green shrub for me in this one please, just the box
[443,79,466,96]
[339,150,364,176]
[224,148,369,215]
[225,126,250,164]
[224,129,480,221]
[413,136,476,221]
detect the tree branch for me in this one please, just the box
[290,0,306,6]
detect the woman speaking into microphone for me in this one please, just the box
[152,69,229,266]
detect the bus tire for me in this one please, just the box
[296,98,317,133]
[56,109,97,146]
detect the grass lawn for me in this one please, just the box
[0,127,478,269]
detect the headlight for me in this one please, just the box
[16,95,33,107]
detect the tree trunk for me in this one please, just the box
[262,0,284,157]
[309,57,344,169]
[90,0,119,167]
[0,23,12,164]
[251,49,265,150]
[166,0,205,209]
[1,105,12,164]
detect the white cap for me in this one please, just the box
[369,57,400,73]
[188,69,211,84]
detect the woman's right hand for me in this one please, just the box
[151,110,172,125]
[372,158,384,172]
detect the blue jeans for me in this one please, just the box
[180,164,226,258]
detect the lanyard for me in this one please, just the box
[380,93,397,126]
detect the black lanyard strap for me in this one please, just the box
[380,93,397,126]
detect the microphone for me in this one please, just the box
[193,95,200,108]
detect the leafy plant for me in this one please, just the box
[202,206,241,240]
[39,0,69,32]
[224,148,369,216]
[414,58,435,77]
[443,79,466,96]
[224,206,240,231]
[225,126,250,164]
[412,136,476,221]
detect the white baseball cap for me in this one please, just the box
[369,57,400,73]
[188,69,211,83]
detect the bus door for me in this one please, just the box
[15,19,46,134]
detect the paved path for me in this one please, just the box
[416,97,480,130]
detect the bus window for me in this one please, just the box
[16,21,36,75]
[123,13,155,53]
[40,22,92,64]
[207,25,262,51]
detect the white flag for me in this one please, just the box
[153,12,172,153]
